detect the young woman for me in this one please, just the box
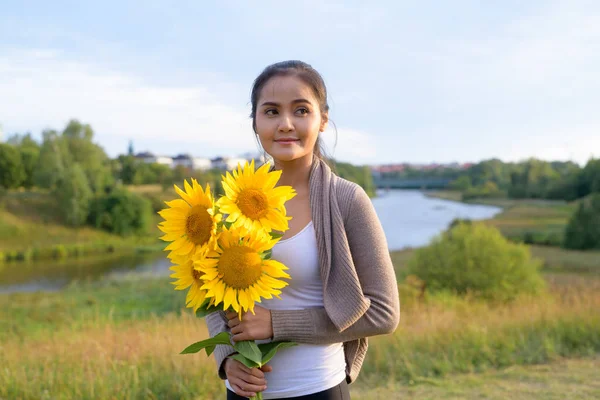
[206,60,400,400]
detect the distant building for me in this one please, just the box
[172,154,212,171]
[135,152,173,167]
[211,156,252,171]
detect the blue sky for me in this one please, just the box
[1,0,599,165]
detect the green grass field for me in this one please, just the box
[1,245,599,399]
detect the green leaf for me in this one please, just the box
[260,249,272,260]
[223,220,233,229]
[258,341,297,364]
[269,231,284,240]
[230,353,261,369]
[180,332,231,355]
[233,340,263,365]
[195,299,221,318]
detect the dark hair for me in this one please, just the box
[250,60,334,161]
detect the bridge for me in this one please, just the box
[372,177,453,189]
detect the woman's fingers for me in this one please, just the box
[231,332,250,342]
[227,317,240,328]
[230,324,243,335]
[230,376,267,398]
[230,383,258,399]
[225,311,238,320]
[260,364,273,373]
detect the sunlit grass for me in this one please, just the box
[1,268,599,399]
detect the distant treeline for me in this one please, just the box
[381,158,600,202]
[0,119,376,234]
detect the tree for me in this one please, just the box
[449,175,472,191]
[6,132,40,152]
[59,119,113,193]
[55,163,93,226]
[0,143,25,189]
[19,147,40,188]
[563,194,600,250]
[118,155,138,185]
[34,130,66,189]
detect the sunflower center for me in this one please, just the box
[191,266,204,282]
[185,206,213,246]
[237,189,269,220]
[217,245,263,289]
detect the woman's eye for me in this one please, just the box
[265,109,278,116]
[296,108,309,115]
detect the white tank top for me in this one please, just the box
[225,221,346,398]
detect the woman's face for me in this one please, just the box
[255,75,327,164]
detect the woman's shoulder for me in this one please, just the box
[331,175,372,218]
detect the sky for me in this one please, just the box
[1,0,599,166]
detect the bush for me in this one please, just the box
[519,231,563,247]
[462,181,505,201]
[407,222,545,301]
[52,245,68,260]
[88,189,152,236]
[563,194,600,250]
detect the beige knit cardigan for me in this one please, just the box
[205,158,400,383]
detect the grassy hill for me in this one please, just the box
[0,189,161,257]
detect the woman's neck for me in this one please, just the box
[273,154,314,189]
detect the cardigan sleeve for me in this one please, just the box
[205,310,236,379]
[270,185,400,344]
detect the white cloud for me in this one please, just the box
[0,49,256,157]
[321,125,378,164]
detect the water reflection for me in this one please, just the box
[0,252,170,294]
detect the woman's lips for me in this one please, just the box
[275,139,299,144]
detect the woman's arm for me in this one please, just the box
[271,185,400,344]
[205,310,236,379]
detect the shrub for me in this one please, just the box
[52,245,68,260]
[88,189,152,236]
[563,194,600,250]
[407,222,545,301]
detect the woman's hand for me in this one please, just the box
[226,306,273,342]
[224,358,272,398]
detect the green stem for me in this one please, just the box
[250,392,263,400]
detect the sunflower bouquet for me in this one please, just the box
[158,160,297,398]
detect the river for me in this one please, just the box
[0,190,501,294]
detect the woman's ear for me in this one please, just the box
[320,114,329,132]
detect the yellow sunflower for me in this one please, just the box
[169,254,208,313]
[158,179,220,259]
[196,226,291,318]
[217,160,296,234]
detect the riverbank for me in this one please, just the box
[425,190,575,246]
[0,189,163,263]
[1,246,599,399]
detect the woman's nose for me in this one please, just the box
[278,114,294,132]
